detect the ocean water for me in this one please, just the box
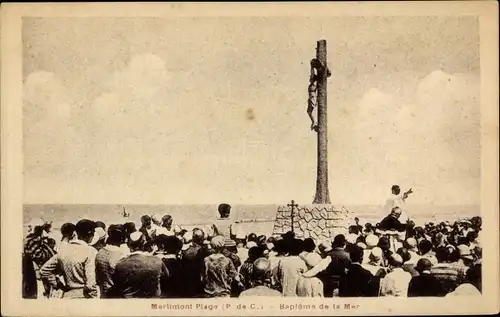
[24,204,480,239]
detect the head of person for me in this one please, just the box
[95,221,106,231]
[396,247,411,264]
[391,185,401,195]
[161,215,173,230]
[128,231,147,252]
[247,233,258,243]
[140,215,152,229]
[365,234,379,249]
[457,244,475,266]
[224,238,237,253]
[257,235,267,246]
[75,219,97,244]
[348,245,364,264]
[318,240,332,257]
[405,237,418,251]
[164,235,183,255]
[60,222,76,241]
[251,257,272,287]
[282,231,295,243]
[471,216,482,230]
[107,224,126,246]
[348,225,360,235]
[364,222,374,233]
[273,239,286,256]
[218,203,231,219]
[154,234,169,253]
[388,253,403,268]
[210,235,226,253]
[191,228,205,246]
[435,246,449,264]
[123,222,136,236]
[289,239,304,256]
[90,227,107,250]
[41,221,53,234]
[378,237,391,252]
[418,239,433,255]
[466,231,478,244]
[303,252,322,270]
[415,258,433,274]
[303,238,316,253]
[391,206,402,219]
[248,246,264,262]
[346,233,359,246]
[332,234,347,249]
[369,247,383,265]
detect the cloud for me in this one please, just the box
[23,71,81,180]
[24,71,71,125]
[335,70,480,205]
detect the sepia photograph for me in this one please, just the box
[2,2,499,316]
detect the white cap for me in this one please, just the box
[90,227,106,245]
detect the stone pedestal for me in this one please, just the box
[272,204,352,243]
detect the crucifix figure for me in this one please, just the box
[308,40,332,204]
[287,200,299,233]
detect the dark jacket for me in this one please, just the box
[181,244,210,297]
[379,215,406,232]
[111,253,168,298]
[408,273,445,297]
[317,247,351,297]
[339,264,380,297]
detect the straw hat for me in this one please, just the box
[365,234,379,248]
[457,244,474,260]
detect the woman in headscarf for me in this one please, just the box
[202,235,241,298]
[297,252,324,297]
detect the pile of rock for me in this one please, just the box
[272,204,352,242]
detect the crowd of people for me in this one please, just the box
[22,202,482,299]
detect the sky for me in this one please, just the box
[22,16,481,205]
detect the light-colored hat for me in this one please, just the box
[347,233,358,244]
[457,244,474,260]
[90,227,106,245]
[304,252,322,269]
[210,235,226,249]
[369,247,383,262]
[406,237,417,249]
[365,234,379,248]
[390,254,403,266]
[129,231,143,242]
[246,241,258,249]
[319,241,332,253]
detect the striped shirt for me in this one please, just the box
[40,239,98,298]
[24,234,56,268]
[431,262,467,294]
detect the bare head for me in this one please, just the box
[391,206,402,218]
[391,185,401,195]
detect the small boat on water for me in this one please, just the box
[121,207,130,218]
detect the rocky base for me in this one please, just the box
[272,204,352,243]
